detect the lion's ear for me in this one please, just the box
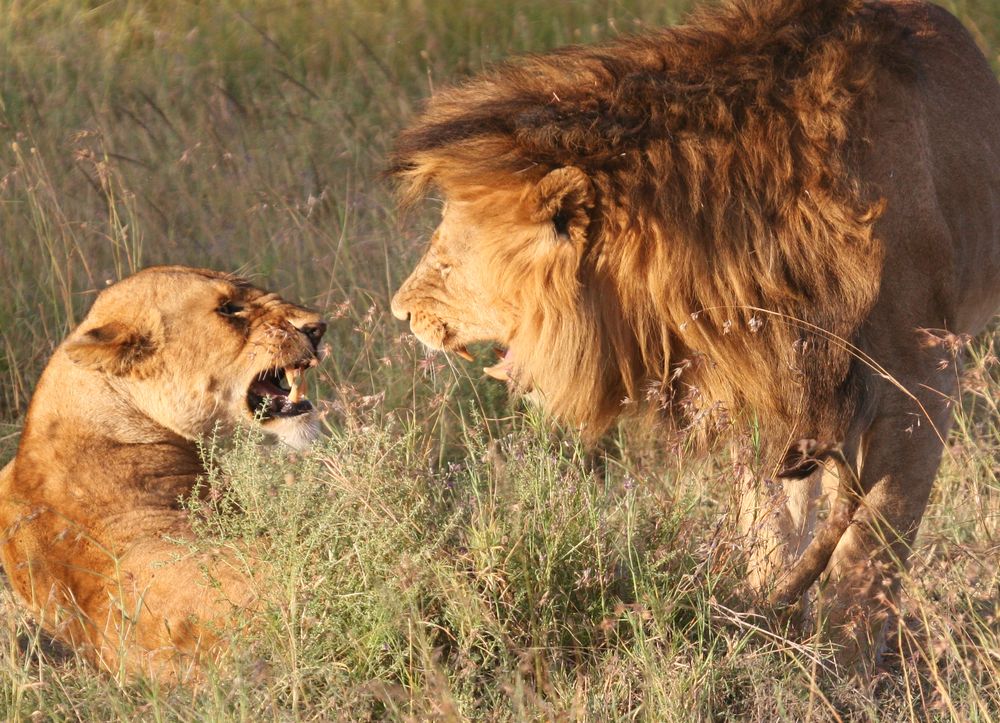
[532,166,594,245]
[65,321,159,376]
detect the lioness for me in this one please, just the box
[0,266,326,681]
[389,0,1000,667]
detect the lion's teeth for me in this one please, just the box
[483,363,510,381]
[455,346,474,362]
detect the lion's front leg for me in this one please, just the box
[818,399,953,676]
[736,464,825,601]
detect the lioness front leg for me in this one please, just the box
[106,541,259,681]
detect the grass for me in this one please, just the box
[1,0,999,719]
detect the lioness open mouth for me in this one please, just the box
[247,365,314,420]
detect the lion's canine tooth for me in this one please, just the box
[483,363,510,382]
[455,346,474,362]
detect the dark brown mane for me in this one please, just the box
[391,0,917,452]
[391,0,911,186]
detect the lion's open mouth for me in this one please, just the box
[447,344,517,384]
[247,366,314,420]
[483,346,514,382]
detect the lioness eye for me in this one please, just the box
[217,301,245,316]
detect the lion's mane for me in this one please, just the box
[391,0,916,450]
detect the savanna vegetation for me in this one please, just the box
[1,0,999,719]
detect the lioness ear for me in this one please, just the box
[65,321,159,376]
[531,166,594,245]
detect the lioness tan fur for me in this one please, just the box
[0,266,326,681]
[389,0,1000,667]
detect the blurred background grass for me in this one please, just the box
[0,0,999,719]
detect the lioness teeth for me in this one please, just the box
[483,363,510,381]
[285,367,302,403]
[455,346,474,362]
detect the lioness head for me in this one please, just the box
[63,266,327,449]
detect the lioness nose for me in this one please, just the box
[390,294,410,322]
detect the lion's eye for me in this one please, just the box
[217,301,245,316]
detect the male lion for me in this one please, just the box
[390,0,1000,667]
[0,266,326,681]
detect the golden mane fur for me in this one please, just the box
[390,0,916,452]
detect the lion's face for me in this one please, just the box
[391,199,523,371]
[391,167,597,393]
[63,266,327,449]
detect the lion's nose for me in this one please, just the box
[300,321,327,349]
